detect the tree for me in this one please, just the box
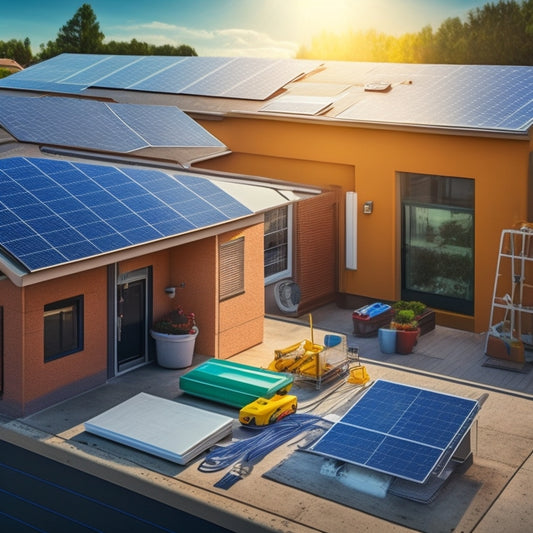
[40,3,104,59]
[434,17,468,64]
[36,4,196,61]
[296,0,533,65]
[0,38,33,66]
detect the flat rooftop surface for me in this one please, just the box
[2,305,532,532]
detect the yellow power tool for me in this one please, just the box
[239,392,297,426]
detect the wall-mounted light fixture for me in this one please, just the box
[363,201,374,214]
[164,286,176,299]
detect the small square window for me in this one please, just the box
[44,295,84,362]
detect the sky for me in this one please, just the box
[1,0,490,58]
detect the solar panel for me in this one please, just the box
[260,95,334,115]
[130,57,226,93]
[93,55,183,89]
[337,64,533,132]
[0,95,225,152]
[62,55,144,86]
[0,53,321,101]
[309,379,479,483]
[109,103,224,147]
[0,157,252,271]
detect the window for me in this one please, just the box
[264,205,292,283]
[220,238,245,301]
[400,173,474,314]
[44,295,83,362]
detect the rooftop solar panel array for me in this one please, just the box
[336,64,533,132]
[0,54,320,101]
[0,95,224,152]
[1,54,530,131]
[0,157,253,271]
[309,379,479,484]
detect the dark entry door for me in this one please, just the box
[117,279,146,372]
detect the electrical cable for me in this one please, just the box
[198,413,330,489]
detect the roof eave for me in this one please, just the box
[4,214,265,287]
[187,108,532,141]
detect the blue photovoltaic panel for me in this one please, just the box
[0,95,225,152]
[222,59,319,100]
[337,64,533,133]
[0,77,86,93]
[62,55,144,86]
[181,57,278,98]
[0,53,320,102]
[109,103,224,148]
[0,157,252,271]
[131,57,226,93]
[93,56,182,89]
[310,379,479,483]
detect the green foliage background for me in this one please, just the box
[2,1,533,67]
[297,0,533,65]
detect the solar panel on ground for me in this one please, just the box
[309,379,479,484]
[0,95,225,152]
[0,157,252,271]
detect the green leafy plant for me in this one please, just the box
[393,300,426,317]
[152,305,196,335]
[391,309,418,331]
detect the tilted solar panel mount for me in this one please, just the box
[309,379,479,484]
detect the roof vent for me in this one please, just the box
[364,82,391,92]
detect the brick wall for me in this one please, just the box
[294,190,339,313]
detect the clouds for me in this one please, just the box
[105,21,300,58]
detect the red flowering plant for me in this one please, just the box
[152,305,197,335]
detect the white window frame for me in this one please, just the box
[264,205,293,285]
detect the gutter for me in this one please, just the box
[187,109,531,142]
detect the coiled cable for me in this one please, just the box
[198,413,330,488]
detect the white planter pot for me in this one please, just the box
[150,327,199,369]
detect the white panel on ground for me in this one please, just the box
[84,392,233,465]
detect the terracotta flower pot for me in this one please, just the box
[395,328,420,355]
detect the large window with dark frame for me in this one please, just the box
[44,295,84,362]
[400,173,474,315]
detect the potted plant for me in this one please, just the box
[393,300,435,335]
[390,309,420,354]
[392,300,426,316]
[150,306,199,369]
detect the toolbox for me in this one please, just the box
[352,303,394,337]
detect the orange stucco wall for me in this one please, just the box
[0,268,108,417]
[217,224,265,359]
[0,219,265,416]
[121,224,264,359]
[196,116,530,333]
